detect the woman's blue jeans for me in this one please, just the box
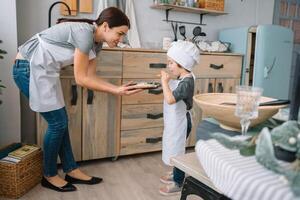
[12,59,78,177]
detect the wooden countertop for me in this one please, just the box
[102,47,243,56]
[170,152,220,193]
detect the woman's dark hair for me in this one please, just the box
[57,7,130,29]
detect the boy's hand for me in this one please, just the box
[160,70,170,83]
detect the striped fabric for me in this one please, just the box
[195,139,298,200]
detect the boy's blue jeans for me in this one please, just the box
[173,112,192,187]
[12,59,78,176]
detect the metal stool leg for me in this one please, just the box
[180,176,231,200]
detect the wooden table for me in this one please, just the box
[171,152,230,200]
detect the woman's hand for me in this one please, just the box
[116,81,143,96]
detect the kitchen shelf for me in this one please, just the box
[151,4,227,25]
[150,4,227,16]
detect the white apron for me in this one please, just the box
[162,74,194,166]
[29,34,96,112]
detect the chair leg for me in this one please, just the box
[180,176,231,200]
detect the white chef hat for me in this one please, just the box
[167,40,200,72]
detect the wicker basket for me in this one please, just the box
[199,0,225,11]
[0,145,42,199]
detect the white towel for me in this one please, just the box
[195,139,297,200]
[96,0,108,16]
[125,0,141,48]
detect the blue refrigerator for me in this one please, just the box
[219,25,294,100]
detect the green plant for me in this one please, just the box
[0,39,7,104]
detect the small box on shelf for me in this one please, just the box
[198,0,224,11]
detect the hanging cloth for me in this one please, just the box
[125,0,141,48]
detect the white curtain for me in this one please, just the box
[125,0,141,48]
[96,0,108,16]
[96,0,141,48]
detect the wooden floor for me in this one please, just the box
[5,151,202,200]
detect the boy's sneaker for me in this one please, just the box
[160,171,174,184]
[159,182,182,196]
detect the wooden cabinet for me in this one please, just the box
[120,52,166,155]
[82,79,121,160]
[81,51,123,160]
[36,49,242,161]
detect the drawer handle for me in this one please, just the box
[147,113,163,119]
[71,85,77,105]
[208,83,213,93]
[148,88,163,95]
[210,64,224,70]
[149,63,167,68]
[217,82,224,93]
[87,89,94,105]
[146,136,162,143]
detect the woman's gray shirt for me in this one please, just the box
[19,22,102,60]
[18,22,103,112]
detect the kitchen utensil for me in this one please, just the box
[171,22,178,41]
[179,25,186,40]
[192,26,206,42]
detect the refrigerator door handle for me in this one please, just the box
[264,57,276,78]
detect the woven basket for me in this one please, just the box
[199,0,225,11]
[0,145,42,199]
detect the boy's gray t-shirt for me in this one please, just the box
[172,76,195,110]
[19,22,102,60]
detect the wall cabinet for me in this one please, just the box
[37,49,242,161]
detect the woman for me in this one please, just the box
[13,7,141,192]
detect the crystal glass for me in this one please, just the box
[235,86,263,135]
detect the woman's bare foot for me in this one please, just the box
[67,168,91,180]
[45,175,68,187]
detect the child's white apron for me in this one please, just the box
[162,75,193,166]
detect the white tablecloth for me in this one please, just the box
[195,139,299,200]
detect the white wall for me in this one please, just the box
[0,0,20,147]
[135,0,275,47]
[17,0,275,45]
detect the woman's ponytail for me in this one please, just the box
[56,7,130,29]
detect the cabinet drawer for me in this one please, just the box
[193,55,242,78]
[123,52,167,78]
[120,127,163,155]
[121,104,163,130]
[122,79,163,104]
[95,51,122,78]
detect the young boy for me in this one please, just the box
[159,41,200,195]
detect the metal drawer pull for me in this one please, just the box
[71,85,77,105]
[149,63,167,68]
[147,113,163,119]
[146,136,162,143]
[87,89,94,105]
[148,88,163,95]
[217,82,224,93]
[210,64,224,70]
[208,83,213,93]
